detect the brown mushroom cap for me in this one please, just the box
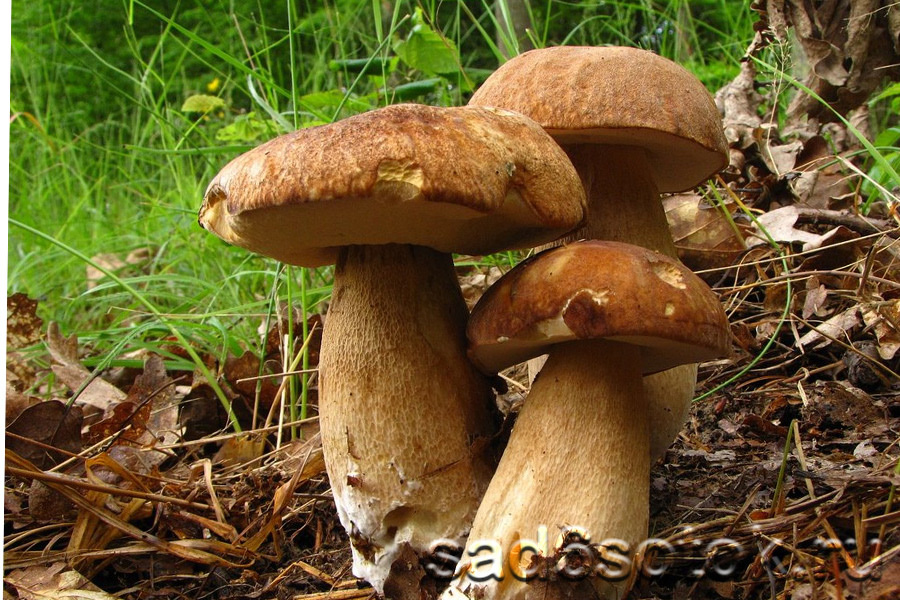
[467,240,731,374]
[199,103,586,267]
[468,46,728,193]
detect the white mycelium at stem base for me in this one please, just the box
[320,244,497,593]
[454,340,648,600]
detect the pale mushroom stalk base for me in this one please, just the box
[529,144,694,461]
[451,339,649,600]
[319,244,497,597]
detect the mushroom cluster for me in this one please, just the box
[441,47,731,600]
[199,103,587,597]
[199,45,731,600]
[468,45,730,463]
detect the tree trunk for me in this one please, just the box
[495,0,533,59]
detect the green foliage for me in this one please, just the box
[862,126,900,204]
[215,111,277,143]
[863,82,900,204]
[181,94,226,114]
[394,7,462,77]
[870,82,900,113]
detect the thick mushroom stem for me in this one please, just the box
[555,144,675,256]
[530,144,695,461]
[319,244,497,596]
[454,339,649,600]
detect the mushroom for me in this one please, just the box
[468,46,729,461]
[447,240,731,600]
[198,103,586,596]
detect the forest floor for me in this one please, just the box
[5,161,899,598]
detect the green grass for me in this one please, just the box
[9,0,755,418]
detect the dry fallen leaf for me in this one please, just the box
[225,350,280,410]
[7,294,44,393]
[5,561,120,600]
[664,193,747,273]
[861,300,900,361]
[87,355,180,473]
[46,322,127,416]
[801,281,829,320]
[797,306,861,350]
[6,378,41,424]
[87,400,151,445]
[213,433,266,468]
[458,264,503,309]
[757,136,802,176]
[749,206,843,251]
[6,400,83,469]
[7,293,43,349]
[86,247,150,290]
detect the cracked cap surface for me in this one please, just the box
[467,240,731,374]
[199,103,586,266]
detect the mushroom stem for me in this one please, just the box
[319,244,497,596]
[557,144,676,257]
[455,339,649,600]
[530,144,695,461]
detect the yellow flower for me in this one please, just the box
[206,77,221,93]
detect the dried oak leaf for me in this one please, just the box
[801,280,830,320]
[6,400,83,469]
[47,322,126,417]
[801,381,889,439]
[664,193,747,273]
[769,0,900,124]
[29,479,78,523]
[265,312,324,372]
[225,350,280,411]
[181,364,234,440]
[213,433,266,468]
[459,264,503,310]
[7,293,43,349]
[797,306,860,350]
[87,355,180,472]
[861,300,900,361]
[86,401,151,445]
[749,206,848,251]
[6,378,41,424]
[5,562,119,600]
[85,247,150,290]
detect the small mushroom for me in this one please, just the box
[468,46,729,460]
[199,103,586,595]
[448,240,731,600]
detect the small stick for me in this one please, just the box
[6,464,209,512]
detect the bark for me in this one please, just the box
[495,0,533,59]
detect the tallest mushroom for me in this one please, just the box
[199,103,586,597]
[468,46,729,460]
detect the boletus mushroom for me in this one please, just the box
[198,103,586,596]
[468,46,729,461]
[444,240,731,600]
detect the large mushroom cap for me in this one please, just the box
[468,240,731,374]
[199,103,586,267]
[468,46,728,192]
